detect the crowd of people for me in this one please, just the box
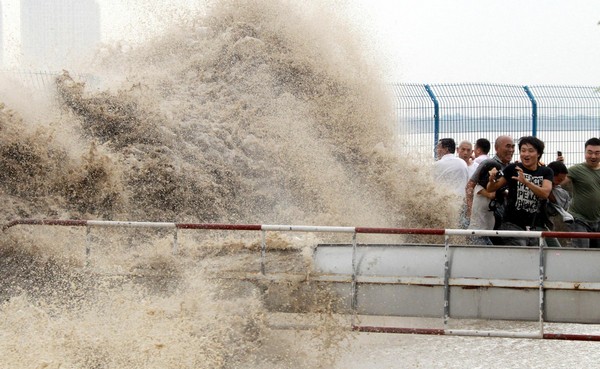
[432,135,600,248]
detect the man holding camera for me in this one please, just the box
[465,135,515,244]
[486,136,553,246]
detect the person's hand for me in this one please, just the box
[512,166,527,184]
[488,167,498,182]
[557,154,564,162]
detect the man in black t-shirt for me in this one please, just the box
[487,136,553,246]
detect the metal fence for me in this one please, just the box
[2,70,599,166]
[1,69,61,90]
[393,83,600,166]
[0,68,93,92]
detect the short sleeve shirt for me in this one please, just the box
[567,163,600,222]
[502,163,554,229]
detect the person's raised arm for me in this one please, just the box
[465,179,476,218]
[486,167,506,193]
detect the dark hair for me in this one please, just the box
[518,136,545,159]
[475,138,491,154]
[585,137,600,147]
[547,161,568,175]
[438,138,456,154]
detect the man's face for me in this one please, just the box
[519,143,539,168]
[496,138,515,164]
[584,144,600,169]
[458,143,473,163]
[553,173,567,186]
[435,142,447,160]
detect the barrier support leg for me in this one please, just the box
[538,235,546,337]
[172,228,179,255]
[350,232,358,327]
[260,230,266,275]
[443,234,451,327]
[85,226,91,268]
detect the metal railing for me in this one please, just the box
[393,83,600,165]
[3,218,600,341]
[0,68,93,92]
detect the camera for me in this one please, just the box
[557,150,562,157]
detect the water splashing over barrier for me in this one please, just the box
[4,218,600,343]
[2,0,600,367]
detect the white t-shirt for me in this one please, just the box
[468,184,495,230]
[468,154,490,178]
[433,154,469,198]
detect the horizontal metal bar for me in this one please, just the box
[261,225,355,233]
[542,333,600,341]
[353,325,600,341]
[446,229,543,238]
[176,223,262,231]
[446,329,542,339]
[87,220,176,228]
[541,231,600,239]
[2,219,87,230]
[544,281,600,290]
[4,219,600,239]
[352,325,543,339]
[353,325,445,335]
[214,272,600,291]
[356,227,445,235]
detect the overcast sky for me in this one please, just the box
[351,0,600,85]
[97,0,600,86]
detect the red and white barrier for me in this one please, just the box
[3,218,600,341]
[4,218,600,238]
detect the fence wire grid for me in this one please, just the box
[2,70,599,166]
[393,83,600,166]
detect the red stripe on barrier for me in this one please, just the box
[41,219,88,226]
[352,325,446,335]
[2,220,21,231]
[354,325,600,342]
[176,223,262,231]
[2,219,88,230]
[542,231,600,239]
[355,227,446,235]
[543,333,600,341]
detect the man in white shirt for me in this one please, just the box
[468,138,491,177]
[458,140,474,168]
[433,138,470,199]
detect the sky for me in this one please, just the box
[350,0,600,85]
[3,0,599,85]
[95,0,600,86]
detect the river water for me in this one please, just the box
[0,1,598,368]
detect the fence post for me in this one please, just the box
[260,230,267,275]
[443,234,451,327]
[85,226,91,267]
[538,235,546,337]
[424,84,440,156]
[523,86,538,136]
